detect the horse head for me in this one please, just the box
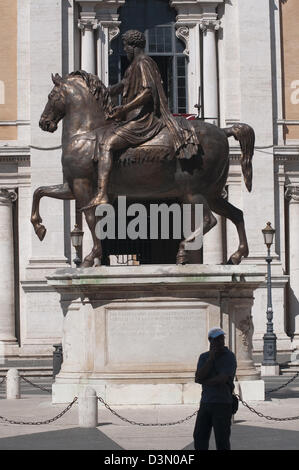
[39,73,66,133]
[39,71,112,134]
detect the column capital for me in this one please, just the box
[199,18,221,33]
[99,22,121,55]
[78,17,100,32]
[0,189,17,204]
[285,185,299,202]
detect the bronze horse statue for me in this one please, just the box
[32,71,255,267]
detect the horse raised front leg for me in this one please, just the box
[208,196,249,265]
[31,183,74,241]
[176,195,217,265]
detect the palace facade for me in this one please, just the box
[0,0,298,364]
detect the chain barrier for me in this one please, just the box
[0,370,299,426]
[97,390,299,426]
[20,375,51,394]
[0,397,77,425]
[235,394,299,422]
[97,396,198,426]
[265,371,299,395]
[233,369,299,422]
[96,369,299,426]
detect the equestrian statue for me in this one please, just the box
[31,29,255,268]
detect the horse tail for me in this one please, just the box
[222,123,255,192]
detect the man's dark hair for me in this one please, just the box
[122,30,146,49]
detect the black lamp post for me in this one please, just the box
[261,222,278,368]
[70,224,84,268]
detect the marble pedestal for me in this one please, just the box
[47,265,266,404]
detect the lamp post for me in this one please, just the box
[70,224,84,268]
[261,222,279,376]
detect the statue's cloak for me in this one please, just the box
[113,54,199,159]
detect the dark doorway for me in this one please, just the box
[106,0,189,265]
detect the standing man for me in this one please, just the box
[193,327,237,450]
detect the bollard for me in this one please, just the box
[6,368,20,399]
[78,386,98,428]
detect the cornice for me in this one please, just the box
[170,0,224,6]
[0,146,30,164]
[74,0,125,4]
[274,146,299,162]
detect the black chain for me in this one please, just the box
[1,370,299,425]
[265,371,299,395]
[97,396,198,426]
[0,397,77,425]
[234,370,299,422]
[20,375,51,394]
[235,394,299,421]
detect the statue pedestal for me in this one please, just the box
[47,265,265,404]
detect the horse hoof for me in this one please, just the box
[81,258,94,268]
[227,254,241,265]
[176,250,188,265]
[36,225,47,241]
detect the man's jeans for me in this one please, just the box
[193,403,233,450]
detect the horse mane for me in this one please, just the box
[68,70,113,116]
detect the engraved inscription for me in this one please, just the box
[107,308,207,365]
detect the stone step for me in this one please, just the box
[0,367,52,377]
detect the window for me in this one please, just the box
[109,0,187,113]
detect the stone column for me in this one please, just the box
[276,164,286,271]
[285,185,299,350]
[175,23,201,114]
[203,214,223,264]
[0,189,18,354]
[97,21,120,86]
[78,14,99,73]
[226,172,242,260]
[199,19,220,125]
[171,0,223,114]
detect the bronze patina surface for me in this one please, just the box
[32,30,255,268]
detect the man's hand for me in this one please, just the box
[107,105,126,121]
[208,348,217,361]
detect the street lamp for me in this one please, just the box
[70,224,84,268]
[261,222,279,374]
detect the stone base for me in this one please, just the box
[236,380,265,401]
[52,379,202,405]
[47,265,266,405]
[260,364,280,376]
[0,341,20,361]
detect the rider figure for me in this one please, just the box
[86,29,198,208]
